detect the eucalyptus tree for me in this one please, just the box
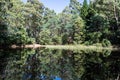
[24,0,44,43]
[72,16,85,44]
[60,6,73,34]
[69,0,81,15]
[42,8,59,35]
[39,8,62,45]
[91,0,120,44]
[6,0,25,28]
[59,0,85,44]
[5,0,35,45]
[58,7,73,44]
[92,0,120,30]
[85,14,110,44]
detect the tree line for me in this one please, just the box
[0,0,120,47]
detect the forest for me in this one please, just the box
[0,0,120,47]
[0,0,120,80]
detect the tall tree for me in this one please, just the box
[80,0,89,20]
[24,0,44,42]
[39,8,62,44]
[91,0,120,44]
[59,7,73,44]
[72,16,85,44]
[69,0,81,15]
[92,0,120,30]
[0,0,12,45]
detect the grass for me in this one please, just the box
[42,45,112,51]
[11,44,114,52]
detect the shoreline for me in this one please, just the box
[11,44,44,49]
[0,44,120,51]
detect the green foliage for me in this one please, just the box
[80,0,89,20]
[72,16,85,44]
[85,13,110,44]
[0,0,120,46]
[87,32,102,44]
[102,39,111,47]
[38,29,62,45]
[91,0,120,45]
[23,0,44,42]
[8,27,35,45]
[1,0,120,80]
[102,49,111,57]
[52,35,62,45]
[85,7,96,26]
[0,23,9,45]
[89,14,108,32]
[38,29,52,45]
[69,0,81,15]
[62,33,69,44]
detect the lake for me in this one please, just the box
[0,47,120,80]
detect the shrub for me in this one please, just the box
[102,39,111,47]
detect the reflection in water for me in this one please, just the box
[0,48,120,80]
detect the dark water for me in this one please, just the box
[0,48,120,80]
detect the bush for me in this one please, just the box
[8,27,35,45]
[102,39,111,47]
[27,38,35,44]
[93,43,102,47]
[38,30,52,45]
[52,35,62,45]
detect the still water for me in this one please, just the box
[0,48,120,80]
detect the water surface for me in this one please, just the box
[0,48,120,80]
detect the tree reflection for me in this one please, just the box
[0,48,119,80]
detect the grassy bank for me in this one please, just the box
[10,44,113,51]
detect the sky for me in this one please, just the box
[22,0,89,13]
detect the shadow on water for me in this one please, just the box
[0,47,120,80]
